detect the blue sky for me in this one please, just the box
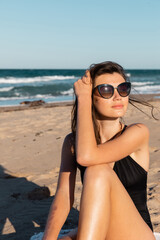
[0,0,160,69]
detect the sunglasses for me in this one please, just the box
[93,82,131,99]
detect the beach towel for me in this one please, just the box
[30,229,160,240]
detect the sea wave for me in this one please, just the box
[60,88,74,95]
[132,84,160,93]
[0,87,14,92]
[126,73,131,77]
[0,94,55,101]
[132,81,154,86]
[0,75,76,84]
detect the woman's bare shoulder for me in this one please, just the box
[125,123,149,141]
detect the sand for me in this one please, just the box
[0,99,160,240]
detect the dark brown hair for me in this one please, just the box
[71,61,156,146]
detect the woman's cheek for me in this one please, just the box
[93,97,104,111]
[93,97,128,118]
[93,97,110,116]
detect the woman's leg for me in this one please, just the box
[77,164,155,240]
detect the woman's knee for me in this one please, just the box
[83,164,114,185]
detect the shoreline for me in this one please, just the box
[0,93,160,113]
[0,101,74,112]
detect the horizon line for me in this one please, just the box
[0,68,160,70]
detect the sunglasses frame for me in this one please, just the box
[93,82,131,99]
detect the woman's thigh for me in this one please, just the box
[84,164,155,240]
[102,165,154,240]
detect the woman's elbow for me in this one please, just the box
[76,155,92,167]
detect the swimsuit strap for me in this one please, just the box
[121,124,127,134]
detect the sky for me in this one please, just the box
[0,0,160,69]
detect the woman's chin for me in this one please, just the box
[96,109,126,120]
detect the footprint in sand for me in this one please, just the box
[56,137,61,140]
[46,129,53,132]
[149,147,159,153]
[35,131,43,137]
[148,184,157,198]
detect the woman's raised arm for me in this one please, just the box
[74,72,149,167]
[43,134,77,240]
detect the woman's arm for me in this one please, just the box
[74,72,149,167]
[43,134,77,240]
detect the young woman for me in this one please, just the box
[43,61,155,240]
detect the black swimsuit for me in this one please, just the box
[77,125,153,231]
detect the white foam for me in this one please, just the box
[0,75,76,84]
[0,87,14,92]
[0,96,29,101]
[126,73,131,77]
[0,94,55,101]
[132,85,160,94]
[60,88,74,95]
[132,81,154,86]
[34,94,55,99]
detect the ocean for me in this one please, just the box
[0,69,160,106]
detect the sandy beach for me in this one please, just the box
[0,99,160,240]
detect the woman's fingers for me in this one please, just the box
[81,70,91,85]
[73,70,92,97]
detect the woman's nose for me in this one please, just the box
[113,88,121,100]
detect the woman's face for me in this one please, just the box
[93,73,129,119]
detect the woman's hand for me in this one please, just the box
[74,70,92,99]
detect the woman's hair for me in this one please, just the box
[71,61,156,146]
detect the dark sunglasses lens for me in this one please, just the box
[118,82,131,97]
[99,85,113,99]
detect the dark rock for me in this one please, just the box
[28,186,50,200]
[20,100,45,107]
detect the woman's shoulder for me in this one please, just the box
[126,123,149,132]
[64,132,74,143]
[124,123,149,141]
[63,133,75,155]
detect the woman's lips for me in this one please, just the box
[112,105,123,109]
